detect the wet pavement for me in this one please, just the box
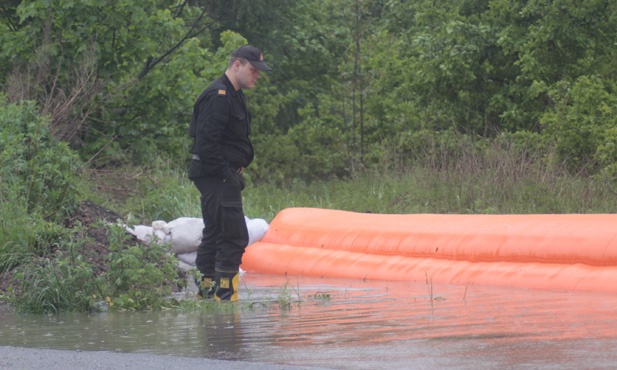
[1,273,617,369]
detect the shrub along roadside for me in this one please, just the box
[0,98,81,223]
[0,99,185,313]
[0,97,82,276]
[7,221,183,314]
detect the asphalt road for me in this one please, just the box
[0,346,331,370]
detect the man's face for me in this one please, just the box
[236,61,261,90]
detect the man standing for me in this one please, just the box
[188,45,272,301]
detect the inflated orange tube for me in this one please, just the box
[242,208,617,293]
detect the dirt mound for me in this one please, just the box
[63,200,127,277]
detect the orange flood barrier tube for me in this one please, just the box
[242,208,617,293]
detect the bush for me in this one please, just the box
[100,223,182,311]
[0,98,84,274]
[0,98,82,222]
[8,222,183,313]
[541,76,617,174]
[0,194,36,273]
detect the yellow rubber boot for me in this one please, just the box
[196,275,215,300]
[214,270,239,302]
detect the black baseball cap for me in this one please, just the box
[232,45,272,71]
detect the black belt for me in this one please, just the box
[192,155,243,175]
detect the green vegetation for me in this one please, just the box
[2,0,617,313]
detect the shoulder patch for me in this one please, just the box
[217,89,227,96]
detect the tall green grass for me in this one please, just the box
[111,140,617,225]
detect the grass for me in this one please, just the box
[81,137,617,227]
[103,159,617,226]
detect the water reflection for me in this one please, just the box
[2,273,617,368]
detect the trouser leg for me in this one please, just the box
[192,173,248,301]
[193,177,217,278]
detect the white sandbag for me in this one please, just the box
[125,224,153,241]
[153,226,170,244]
[165,217,204,254]
[125,224,170,245]
[246,217,269,245]
[177,260,195,272]
[166,216,268,254]
[151,220,168,233]
[128,215,269,257]
[176,251,197,266]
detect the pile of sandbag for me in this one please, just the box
[125,216,269,271]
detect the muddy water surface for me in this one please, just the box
[1,273,617,369]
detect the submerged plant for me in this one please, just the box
[278,281,293,309]
[308,291,331,303]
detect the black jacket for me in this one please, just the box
[188,74,254,179]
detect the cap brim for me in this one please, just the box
[250,60,272,71]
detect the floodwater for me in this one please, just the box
[1,272,617,369]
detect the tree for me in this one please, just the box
[0,0,224,162]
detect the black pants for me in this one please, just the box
[191,172,248,275]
